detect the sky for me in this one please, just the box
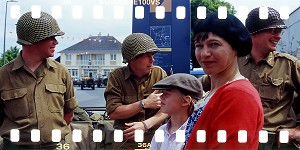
[0,0,299,59]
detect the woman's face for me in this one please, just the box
[195,32,237,76]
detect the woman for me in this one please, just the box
[184,12,264,149]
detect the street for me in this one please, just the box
[74,86,106,108]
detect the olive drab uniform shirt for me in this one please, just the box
[0,52,78,145]
[238,51,300,131]
[104,65,167,132]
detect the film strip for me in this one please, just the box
[6,5,291,20]
[1,0,298,148]
[6,129,291,143]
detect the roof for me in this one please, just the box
[290,6,300,16]
[59,35,122,53]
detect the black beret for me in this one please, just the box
[193,12,252,57]
[152,73,203,100]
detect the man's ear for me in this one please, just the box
[182,95,192,107]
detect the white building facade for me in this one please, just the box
[277,7,300,59]
[59,35,125,78]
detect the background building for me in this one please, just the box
[59,34,125,79]
[277,6,300,59]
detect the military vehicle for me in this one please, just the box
[80,73,95,90]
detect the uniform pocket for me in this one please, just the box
[45,84,66,113]
[1,88,29,119]
[259,77,283,105]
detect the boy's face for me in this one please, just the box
[160,89,185,115]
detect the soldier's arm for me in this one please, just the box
[292,59,300,94]
[0,102,4,126]
[108,91,162,120]
[108,101,144,120]
[142,109,169,130]
[123,109,169,139]
[283,59,300,139]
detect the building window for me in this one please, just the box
[81,54,90,65]
[83,69,97,78]
[96,54,105,65]
[65,54,72,65]
[66,54,72,61]
[110,54,116,61]
[104,69,111,77]
[68,69,78,77]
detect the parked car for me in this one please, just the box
[81,77,95,90]
[190,68,205,78]
[102,78,108,86]
[95,77,103,88]
[94,77,108,88]
[72,77,81,86]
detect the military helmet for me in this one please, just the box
[245,7,287,34]
[121,33,159,63]
[16,11,64,45]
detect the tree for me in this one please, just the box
[0,46,20,67]
[191,0,236,68]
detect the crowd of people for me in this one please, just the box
[0,5,299,150]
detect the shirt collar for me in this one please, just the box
[124,65,132,80]
[12,50,57,71]
[46,57,58,69]
[263,51,275,67]
[124,65,152,81]
[239,54,251,66]
[12,51,25,71]
[240,52,275,67]
[165,118,188,135]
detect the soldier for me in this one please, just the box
[242,7,300,149]
[104,33,169,149]
[0,11,78,149]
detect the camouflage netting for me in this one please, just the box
[121,33,159,63]
[16,11,64,45]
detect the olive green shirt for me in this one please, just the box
[104,65,167,131]
[0,52,78,145]
[238,51,300,131]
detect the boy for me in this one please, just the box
[150,73,203,149]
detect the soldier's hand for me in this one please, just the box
[124,122,145,140]
[143,90,162,109]
[282,126,300,140]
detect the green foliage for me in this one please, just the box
[0,46,20,67]
[190,0,237,68]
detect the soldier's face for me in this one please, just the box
[130,52,155,76]
[34,36,59,58]
[252,29,282,52]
